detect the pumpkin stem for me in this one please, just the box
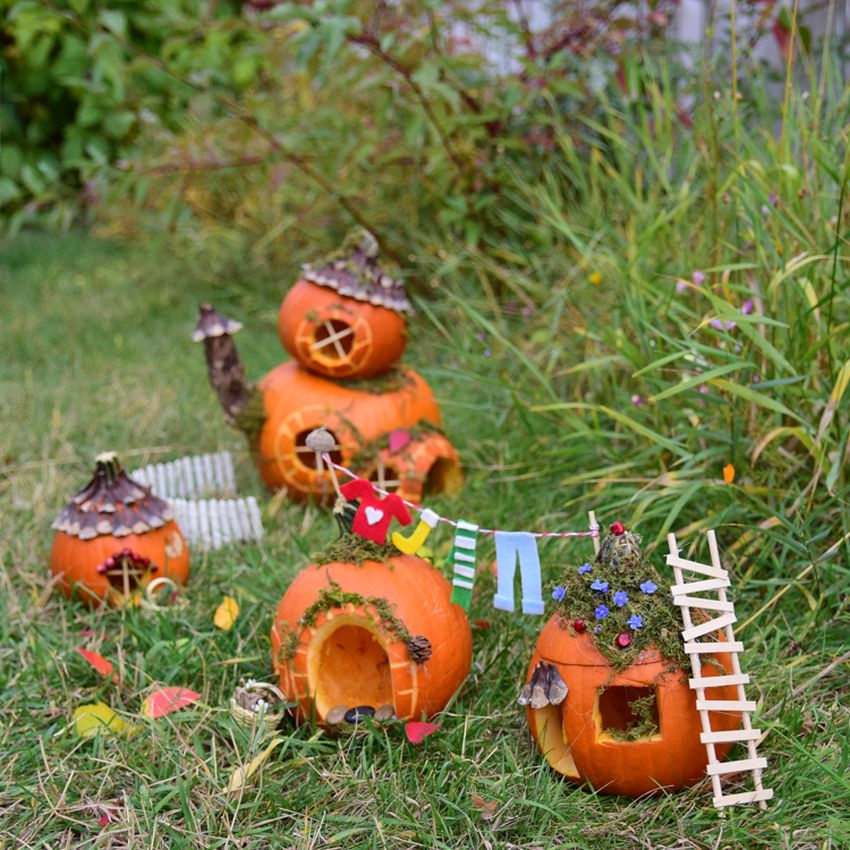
[193,304,266,448]
[94,451,122,485]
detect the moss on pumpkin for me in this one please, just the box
[279,579,412,660]
[552,527,691,673]
[313,532,399,566]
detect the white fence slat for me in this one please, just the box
[682,612,737,641]
[670,577,730,595]
[666,553,728,579]
[683,640,744,654]
[701,728,762,744]
[713,789,774,808]
[689,673,750,689]
[696,698,757,712]
[673,596,735,612]
[706,757,768,776]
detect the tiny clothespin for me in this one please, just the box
[306,427,341,498]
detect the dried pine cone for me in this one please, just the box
[406,635,432,664]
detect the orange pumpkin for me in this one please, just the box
[358,430,464,503]
[279,280,407,379]
[271,553,471,725]
[526,620,740,796]
[50,453,190,607]
[255,360,442,499]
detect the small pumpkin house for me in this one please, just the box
[50,453,190,606]
[523,524,740,796]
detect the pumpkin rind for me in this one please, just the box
[271,554,472,725]
[256,361,441,498]
[279,280,407,379]
[49,454,190,607]
[526,617,741,796]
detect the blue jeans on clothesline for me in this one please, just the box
[493,531,545,615]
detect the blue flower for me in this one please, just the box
[595,605,609,620]
[590,579,609,593]
[551,585,566,601]
[640,580,658,595]
[627,614,644,630]
[578,562,592,575]
[613,590,629,607]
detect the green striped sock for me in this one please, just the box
[449,520,479,611]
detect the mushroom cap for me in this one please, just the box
[192,304,243,342]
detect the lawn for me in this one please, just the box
[1,231,848,849]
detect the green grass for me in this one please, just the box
[1,230,848,849]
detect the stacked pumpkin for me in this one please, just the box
[196,232,462,504]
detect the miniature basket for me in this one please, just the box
[229,680,287,734]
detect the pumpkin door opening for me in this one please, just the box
[596,686,660,742]
[423,457,463,497]
[294,428,343,470]
[312,319,355,364]
[314,623,393,715]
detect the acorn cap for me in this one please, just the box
[192,304,243,342]
[305,427,337,454]
[52,452,174,540]
[300,231,413,315]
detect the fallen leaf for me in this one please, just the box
[214,595,239,630]
[76,647,115,680]
[73,702,133,737]
[473,619,492,630]
[142,686,201,719]
[471,793,498,819]
[405,721,441,744]
[723,463,736,484]
[226,736,285,793]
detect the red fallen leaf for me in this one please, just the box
[473,619,492,630]
[387,428,411,454]
[142,686,201,719]
[471,793,498,819]
[97,813,110,827]
[404,721,441,744]
[76,648,115,680]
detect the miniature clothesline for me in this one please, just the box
[321,454,600,540]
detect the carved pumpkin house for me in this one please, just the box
[50,453,190,607]
[523,524,740,796]
[271,547,472,726]
[195,233,462,502]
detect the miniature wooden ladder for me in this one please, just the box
[666,530,773,810]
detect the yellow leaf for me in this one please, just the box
[226,736,285,793]
[73,702,133,737]
[214,596,239,631]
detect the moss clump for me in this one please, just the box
[552,526,690,673]
[280,579,412,660]
[313,532,399,566]
[603,692,660,741]
[333,366,416,395]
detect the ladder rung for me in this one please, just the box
[697,699,757,712]
[706,757,768,776]
[670,578,730,594]
[682,612,737,641]
[667,554,729,579]
[701,728,762,744]
[674,596,735,612]
[713,788,774,808]
[689,673,750,689]
[683,640,744,653]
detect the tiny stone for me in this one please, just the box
[374,704,396,722]
[344,705,375,723]
[325,705,349,725]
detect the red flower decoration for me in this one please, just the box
[573,619,587,633]
[610,521,625,536]
[615,632,632,648]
